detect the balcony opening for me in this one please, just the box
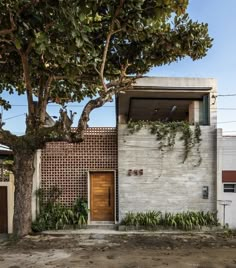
[128,96,209,125]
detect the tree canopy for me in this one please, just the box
[0,0,212,143]
[0,0,213,236]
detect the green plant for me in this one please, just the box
[121,211,161,227]
[160,211,219,230]
[121,211,219,230]
[32,187,89,232]
[1,159,14,176]
[121,212,137,226]
[127,120,202,164]
[70,198,89,227]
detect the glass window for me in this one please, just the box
[224,184,236,193]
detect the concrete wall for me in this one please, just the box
[217,132,236,228]
[134,77,217,127]
[118,77,217,127]
[118,124,217,220]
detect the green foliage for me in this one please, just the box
[121,211,161,227]
[70,197,89,226]
[2,159,14,166]
[121,211,219,230]
[0,0,213,109]
[1,159,14,176]
[32,202,71,232]
[32,187,88,232]
[127,120,202,164]
[160,211,218,230]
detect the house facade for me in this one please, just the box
[117,77,217,220]
[3,77,236,233]
[32,77,219,225]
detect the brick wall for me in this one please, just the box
[41,127,118,208]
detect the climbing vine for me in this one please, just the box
[127,120,202,165]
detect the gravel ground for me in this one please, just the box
[1,231,236,268]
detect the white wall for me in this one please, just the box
[32,150,41,221]
[222,137,236,169]
[218,134,236,228]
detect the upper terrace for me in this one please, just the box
[117,77,217,127]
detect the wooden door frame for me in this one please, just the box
[0,174,15,233]
[0,186,8,233]
[87,170,116,224]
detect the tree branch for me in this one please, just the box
[17,0,42,15]
[120,60,132,81]
[25,40,33,55]
[0,39,13,44]
[75,76,133,142]
[19,52,34,118]
[40,75,53,124]
[99,0,125,91]
[0,129,18,148]
[0,13,16,36]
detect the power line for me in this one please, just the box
[8,104,115,108]
[3,104,236,111]
[2,111,236,125]
[216,94,236,97]
[218,121,236,124]
[3,113,26,120]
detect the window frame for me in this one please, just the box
[223,183,236,193]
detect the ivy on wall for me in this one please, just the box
[127,120,202,165]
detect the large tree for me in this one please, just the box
[0,0,212,237]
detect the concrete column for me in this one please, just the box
[189,101,200,124]
[32,150,41,221]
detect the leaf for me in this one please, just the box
[76,38,83,48]
[14,39,21,49]
[79,12,86,22]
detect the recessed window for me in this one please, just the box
[128,96,209,125]
[224,184,236,193]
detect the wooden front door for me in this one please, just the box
[0,186,8,233]
[90,172,115,222]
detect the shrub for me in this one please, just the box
[32,187,88,232]
[121,211,219,230]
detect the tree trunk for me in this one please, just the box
[13,151,35,237]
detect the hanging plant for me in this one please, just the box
[127,120,202,165]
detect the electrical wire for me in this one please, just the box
[4,104,236,111]
[218,121,236,124]
[216,94,236,97]
[3,113,26,120]
[2,111,236,125]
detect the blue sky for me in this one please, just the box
[1,0,236,135]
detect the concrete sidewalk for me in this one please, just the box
[42,228,223,236]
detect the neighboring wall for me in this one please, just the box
[40,128,117,207]
[217,132,236,228]
[118,125,217,220]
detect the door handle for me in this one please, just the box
[108,187,111,207]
